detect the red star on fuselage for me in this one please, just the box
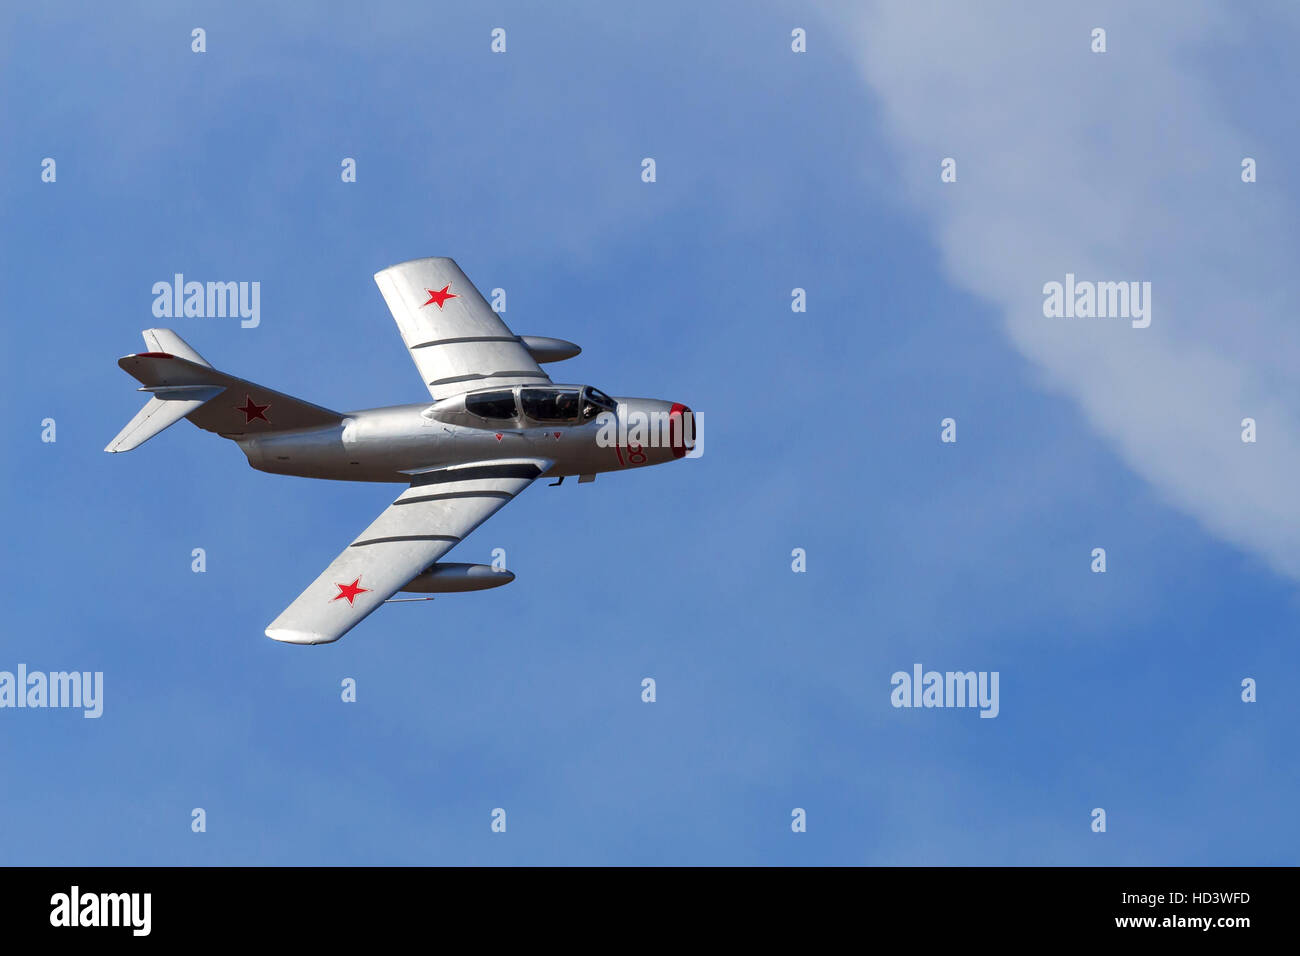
[423,284,457,309]
[235,394,271,424]
[332,577,371,605]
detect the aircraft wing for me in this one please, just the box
[373,257,551,401]
[265,459,551,645]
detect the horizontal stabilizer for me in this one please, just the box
[105,387,225,453]
[138,384,229,398]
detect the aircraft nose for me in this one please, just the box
[669,403,694,458]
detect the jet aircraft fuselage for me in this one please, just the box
[238,393,692,483]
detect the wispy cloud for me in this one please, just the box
[823,0,1300,578]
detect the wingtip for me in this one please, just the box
[375,255,456,278]
[265,627,333,646]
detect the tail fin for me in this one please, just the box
[106,329,342,453]
[140,328,212,368]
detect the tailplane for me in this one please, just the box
[106,329,342,453]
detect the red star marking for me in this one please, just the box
[553,432,561,440]
[331,577,371,606]
[422,284,458,309]
[235,394,271,424]
[494,433,503,441]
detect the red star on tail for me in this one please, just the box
[332,577,371,606]
[235,394,271,424]
[423,284,457,309]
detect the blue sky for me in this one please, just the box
[2,0,1297,864]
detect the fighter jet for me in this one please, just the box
[107,257,695,644]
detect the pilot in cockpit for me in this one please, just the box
[555,390,580,420]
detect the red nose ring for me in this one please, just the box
[668,403,693,458]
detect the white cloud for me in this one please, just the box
[821,1,1300,578]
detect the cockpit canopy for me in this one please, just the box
[455,384,616,427]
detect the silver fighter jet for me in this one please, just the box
[107,257,695,644]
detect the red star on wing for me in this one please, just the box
[235,394,271,424]
[422,284,458,309]
[332,577,371,606]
